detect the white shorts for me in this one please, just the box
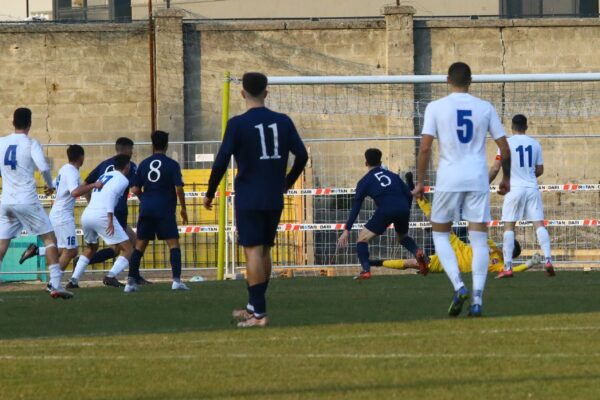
[431,191,491,223]
[0,203,53,239]
[81,209,129,246]
[502,187,544,222]
[50,215,78,250]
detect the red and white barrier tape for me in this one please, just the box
[31,183,600,204]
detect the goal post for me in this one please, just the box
[218,72,600,275]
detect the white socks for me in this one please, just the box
[107,256,129,278]
[536,226,552,262]
[49,264,63,290]
[432,231,464,291]
[72,255,90,282]
[39,246,47,256]
[502,230,515,271]
[470,231,489,306]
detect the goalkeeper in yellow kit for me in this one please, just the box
[372,197,542,275]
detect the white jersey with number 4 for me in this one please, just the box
[49,163,81,223]
[86,170,129,214]
[0,133,50,205]
[501,135,543,189]
[422,93,506,192]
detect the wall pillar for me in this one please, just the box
[381,5,416,172]
[154,9,185,142]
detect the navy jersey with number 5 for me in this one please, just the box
[207,107,308,210]
[346,167,412,230]
[133,153,183,217]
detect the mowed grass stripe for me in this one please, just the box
[0,273,599,399]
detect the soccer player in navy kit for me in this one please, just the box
[337,149,428,279]
[204,72,308,328]
[68,137,150,288]
[126,130,189,292]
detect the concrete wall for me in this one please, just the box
[132,0,498,19]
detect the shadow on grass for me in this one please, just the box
[0,272,599,339]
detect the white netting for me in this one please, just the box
[222,75,600,272]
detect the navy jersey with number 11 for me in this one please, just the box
[133,153,184,217]
[207,106,308,210]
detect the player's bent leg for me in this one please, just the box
[127,239,150,288]
[19,243,39,265]
[105,240,132,289]
[59,248,78,271]
[69,243,98,288]
[533,221,555,277]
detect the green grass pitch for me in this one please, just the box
[1,272,600,399]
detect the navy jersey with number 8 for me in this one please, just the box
[133,153,184,217]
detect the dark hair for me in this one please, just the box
[448,62,472,87]
[512,114,528,131]
[365,148,383,167]
[512,239,522,259]
[151,130,169,151]
[242,72,268,97]
[13,107,32,130]
[67,144,85,162]
[115,137,134,151]
[113,154,131,171]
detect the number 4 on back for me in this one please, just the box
[4,145,17,170]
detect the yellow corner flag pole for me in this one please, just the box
[217,71,231,281]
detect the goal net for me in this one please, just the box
[221,73,600,276]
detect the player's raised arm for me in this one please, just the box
[204,123,236,210]
[284,120,308,191]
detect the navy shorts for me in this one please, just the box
[115,213,129,231]
[136,215,179,241]
[365,209,410,236]
[235,209,282,247]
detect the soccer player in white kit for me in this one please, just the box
[19,145,104,289]
[0,108,71,299]
[74,154,134,287]
[412,63,512,317]
[489,114,555,278]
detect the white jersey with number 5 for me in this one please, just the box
[0,133,51,205]
[86,170,129,214]
[50,163,81,223]
[422,93,506,192]
[503,135,543,189]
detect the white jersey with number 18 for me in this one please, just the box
[50,163,81,223]
[0,133,50,205]
[422,93,506,192]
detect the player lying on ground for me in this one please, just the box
[126,130,190,293]
[489,114,555,278]
[204,72,308,328]
[337,149,428,279]
[413,62,512,317]
[0,108,72,299]
[19,145,104,290]
[73,155,134,288]
[370,197,544,275]
[68,137,149,288]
